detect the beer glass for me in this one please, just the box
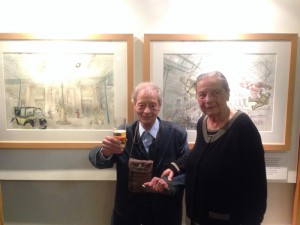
[113,117,127,148]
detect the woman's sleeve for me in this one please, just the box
[239,116,267,224]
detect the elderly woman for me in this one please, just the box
[163,71,267,225]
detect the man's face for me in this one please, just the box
[134,89,160,130]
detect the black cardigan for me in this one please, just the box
[172,111,267,225]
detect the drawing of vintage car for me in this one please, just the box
[11,107,47,129]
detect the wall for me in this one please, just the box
[0,0,300,225]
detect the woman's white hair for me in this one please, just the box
[195,71,230,93]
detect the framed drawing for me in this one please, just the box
[0,33,134,149]
[144,33,298,151]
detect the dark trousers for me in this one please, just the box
[111,206,181,225]
[190,220,241,225]
[111,208,154,225]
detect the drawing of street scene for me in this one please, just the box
[163,54,275,131]
[4,53,118,130]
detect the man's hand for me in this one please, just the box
[161,169,174,181]
[101,136,124,157]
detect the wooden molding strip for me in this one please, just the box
[292,138,300,225]
[0,183,4,225]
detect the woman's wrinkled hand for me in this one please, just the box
[143,177,169,193]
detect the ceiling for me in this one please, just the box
[3,53,114,87]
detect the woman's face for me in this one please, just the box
[196,76,229,117]
[134,89,160,130]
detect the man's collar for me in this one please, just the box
[139,118,159,138]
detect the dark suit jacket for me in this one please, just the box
[89,118,189,225]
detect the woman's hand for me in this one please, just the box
[143,177,169,193]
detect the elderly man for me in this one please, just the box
[89,82,189,225]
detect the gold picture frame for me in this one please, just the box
[144,33,298,151]
[0,33,134,149]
